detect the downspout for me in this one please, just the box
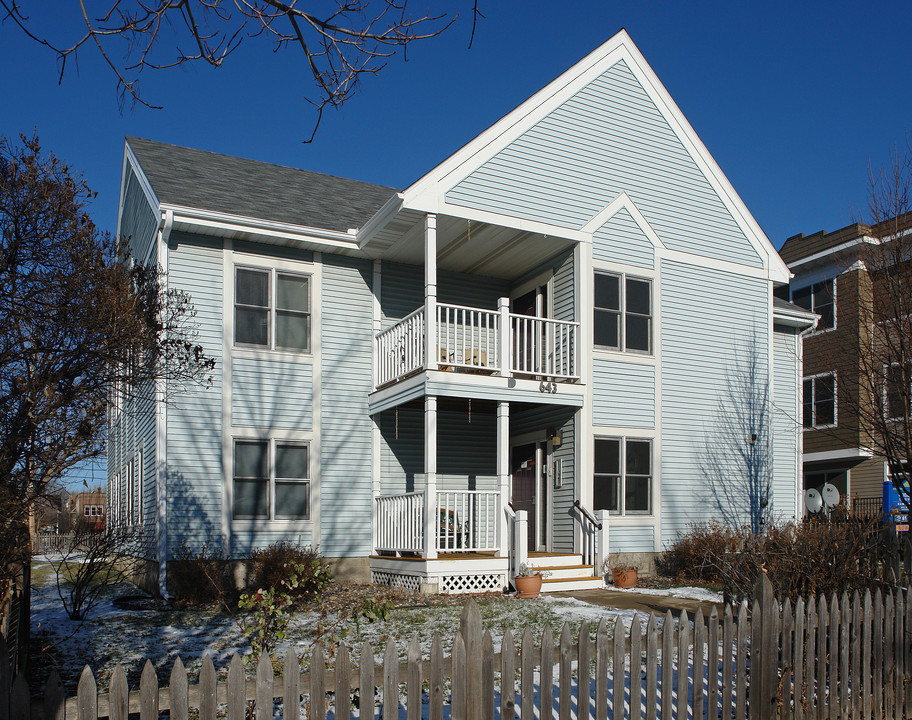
[156,209,173,598]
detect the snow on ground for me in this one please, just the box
[30,559,713,697]
[610,585,724,603]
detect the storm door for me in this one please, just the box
[511,442,548,551]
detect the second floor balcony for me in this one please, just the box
[375,299,579,388]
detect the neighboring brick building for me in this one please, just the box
[778,220,905,511]
[70,491,106,529]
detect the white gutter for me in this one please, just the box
[786,236,878,270]
[357,194,404,249]
[773,308,818,329]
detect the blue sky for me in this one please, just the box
[2,1,911,489]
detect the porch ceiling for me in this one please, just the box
[367,209,577,279]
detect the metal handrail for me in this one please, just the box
[573,499,602,530]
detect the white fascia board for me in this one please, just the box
[357,194,404,248]
[803,447,873,463]
[773,308,818,329]
[786,236,877,270]
[581,192,667,249]
[163,204,362,252]
[399,29,788,283]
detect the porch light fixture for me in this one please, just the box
[548,427,562,448]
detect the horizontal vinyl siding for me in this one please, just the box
[446,59,761,269]
[120,168,157,262]
[660,258,770,547]
[593,207,655,270]
[608,526,655,554]
[592,359,656,429]
[552,251,575,323]
[231,356,313,430]
[772,330,799,522]
[166,233,224,554]
[321,255,374,558]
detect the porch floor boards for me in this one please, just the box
[369,551,575,562]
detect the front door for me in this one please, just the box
[511,442,547,552]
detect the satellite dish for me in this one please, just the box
[805,488,823,514]
[821,483,841,509]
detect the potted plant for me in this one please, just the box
[514,563,547,598]
[604,556,638,589]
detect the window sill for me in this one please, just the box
[803,424,837,431]
[593,347,656,362]
[232,346,315,361]
[232,519,314,532]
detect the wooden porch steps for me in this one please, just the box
[524,553,605,593]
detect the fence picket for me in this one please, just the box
[863,590,873,720]
[499,631,515,720]
[336,643,352,720]
[694,609,705,720]
[781,599,793,720]
[723,606,733,720]
[840,593,850,720]
[794,598,805,720]
[382,639,396,720]
[895,591,904,720]
[662,611,673,720]
[735,603,746,720]
[830,595,839,720]
[541,625,553,720]
[578,623,591,720]
[630,615,643,720]
[461,601,482,720]
[77,666,97,720]
[520,627,533,720]
[676,611,689,720]
[645,615,657,720]
[227,654,244,720]
[708,608,719,720]
[481,630,494,720]
[43,669,65,720]
[885,594,895,720]
[874,590,884,720]
[452,634,465,720]
[109,665,128,720]
[807,599,817,717]
[406,637,420,720]
[139,660,158,720]
[852,592,862,720]
[818,596,828,720]
[751,600,761,720]
[169,657,187,720]
[596,619,608,720]
[256,653,273,720]
[361,641,376,720]
[10,675,28,720]
[284,649,300,720]
[905,589,911,716]
[199,655,216,720]
[558,622,572,720]
[613,617,625,720]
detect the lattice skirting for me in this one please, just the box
[371,571,422,593]
[440,573,507,594]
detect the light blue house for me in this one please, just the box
[108,30,813,596]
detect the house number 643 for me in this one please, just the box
[539,381,557,394]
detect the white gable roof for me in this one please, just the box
[399,30,789,283]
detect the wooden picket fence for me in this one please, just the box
[3,579,912,720]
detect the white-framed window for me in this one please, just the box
[884,362,911,421]
[803,373,836,428]
[593,437,652,515]
[235,266,311,352]
[594,272,652,353]
[793,279,835,330]
[233,439,310,520]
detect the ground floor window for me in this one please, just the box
[233,439,310,520]
[593,437,652,515]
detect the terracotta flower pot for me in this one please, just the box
[515,573,543,598]
[612,567,638,589]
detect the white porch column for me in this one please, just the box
[424,395,438,559]
[595,509,610,579]
[498,296,511,377]
[496,401,510,557]
[424,214,438,371]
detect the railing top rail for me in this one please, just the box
[508,313,580,327]
[375,491,425,500]
[573,499,603,530]
[375,307,425,338]
[437,302,499,314]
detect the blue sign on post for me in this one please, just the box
[884,479,909,531]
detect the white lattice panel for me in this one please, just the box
[440,573,506,594]
[372,570,422,592]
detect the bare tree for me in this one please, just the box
[700,335,772,535]
[1,1,480,140]
[838,144,912,509]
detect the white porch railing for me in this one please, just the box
[375,492,424,554]
[375,308,425,388]
[375,490,500,555]
[510,313,578,378]
[436,304,501,373]
[375,300,578,387]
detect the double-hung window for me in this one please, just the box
[233,439,310,520]
[885,363,911,421]
[793,279,834,330]
[594,272,652,353]
[803,373,836,428]
[593,437,652,515]
[235,267,311,351]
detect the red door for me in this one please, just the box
[511,443,537,551]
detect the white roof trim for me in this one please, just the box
[580,192,668,250]
[803,447,873,464]
[400,29,790,283]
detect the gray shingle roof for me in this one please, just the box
[126,136,399,233]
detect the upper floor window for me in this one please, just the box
[235,267,311,352]
[793,279,834,330]
[885,363,911,421]
[233,439,310,521]
[593,437,652,515]
[594,272,652,353]
[803,373,836,428]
